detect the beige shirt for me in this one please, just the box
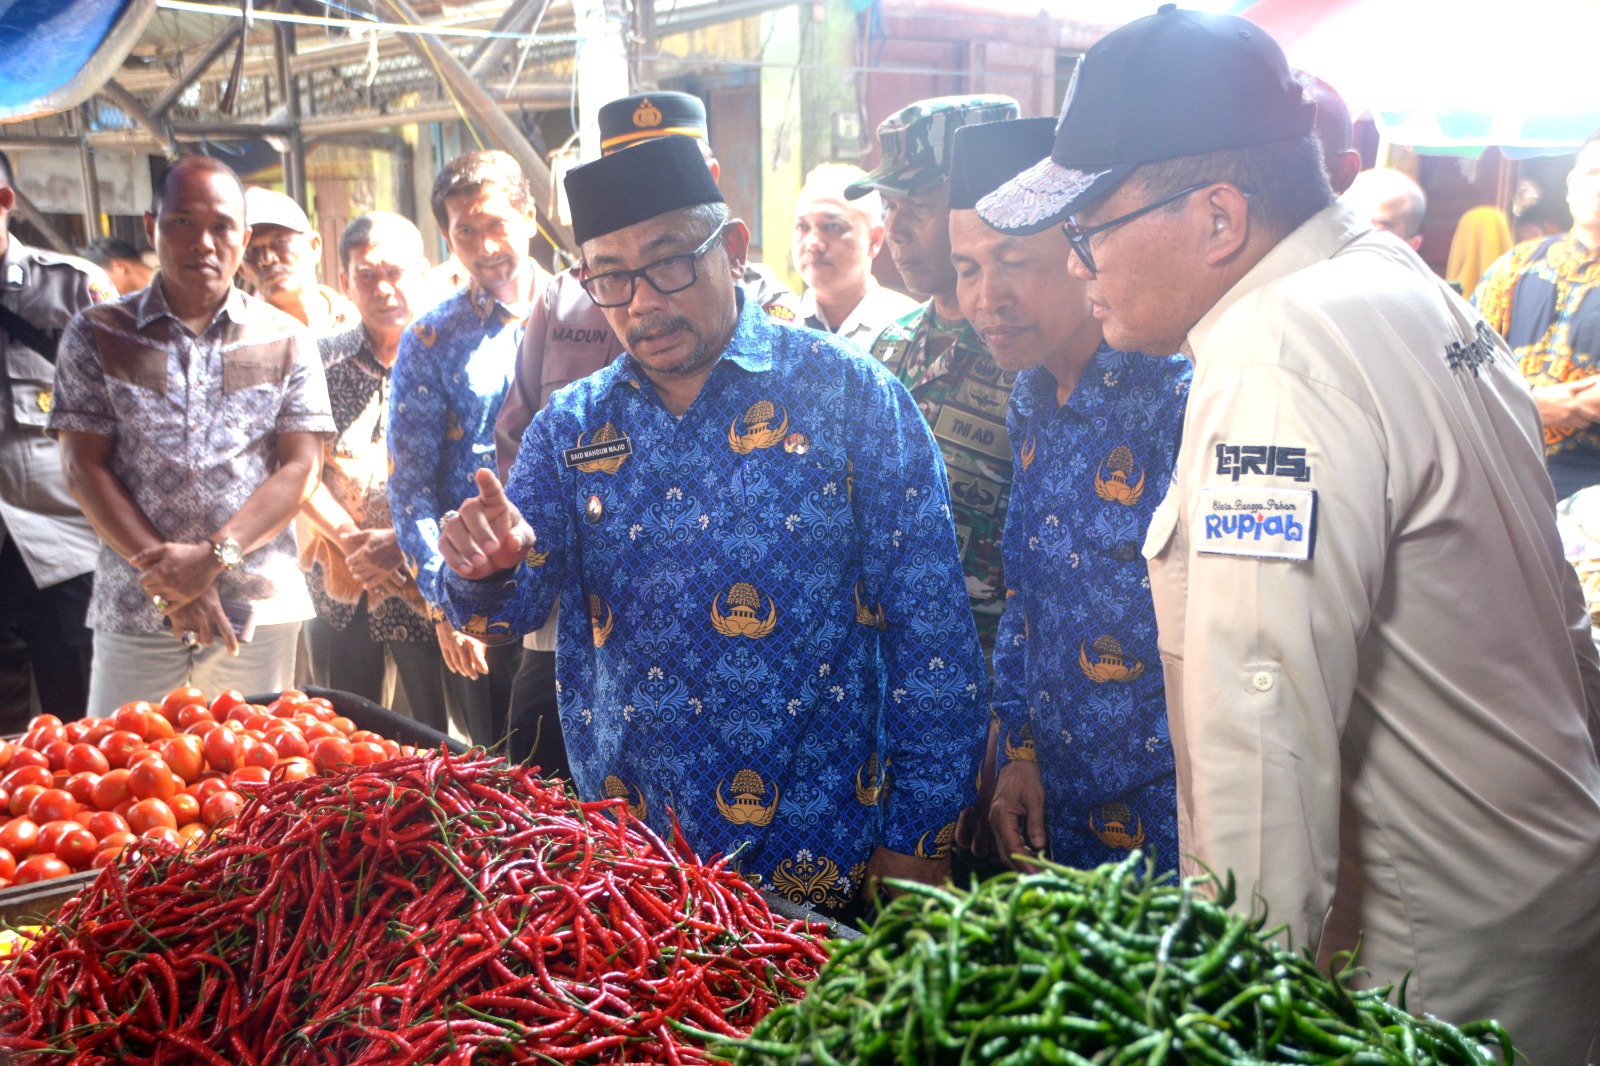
[798,277,918,353]
[1143,203,1600,1065]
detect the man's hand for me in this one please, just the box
[165,587,240,657]
[132,541,219,607]
[343,528,408,596]
[862,846,951,905]
[1534,379,1600,432]
[435,619,489,680]
[439,468,535,580]
[954,718,1001,857]
[989,760,1048,872]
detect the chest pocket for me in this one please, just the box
[6,342,57,428]
[223,353,287,394]
[99,341,170,395]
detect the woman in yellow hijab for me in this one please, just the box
[1447,205,1512,300]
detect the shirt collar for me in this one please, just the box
[1189,201,1365,357]
[1015,343,1119,420]
[800,278,884,335]
[0,237,28,284]
[1550,230,1600,273]
[134,276,252,332]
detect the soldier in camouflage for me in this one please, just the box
[850,95,1020,655]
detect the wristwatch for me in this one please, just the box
[210,535,243,570]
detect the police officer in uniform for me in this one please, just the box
[0,150,116,727]
[491,91,801,778]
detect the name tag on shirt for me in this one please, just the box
[563,435,633,468]
[1196,486,1315,561]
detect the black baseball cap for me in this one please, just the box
[566,135,723,246]
[977,4,1314,235]
[948,118,1056,211]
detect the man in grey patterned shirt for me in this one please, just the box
[50,155,334,712]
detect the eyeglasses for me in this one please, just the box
[241,235,302,266]
[1062,182,1251,276]
[580,221,728,308]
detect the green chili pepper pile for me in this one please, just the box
[0,750,829,1064]
[719,853,1514,1066]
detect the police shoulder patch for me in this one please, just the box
[1195,485,1314,562]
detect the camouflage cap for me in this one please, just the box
[845,95,1021,201]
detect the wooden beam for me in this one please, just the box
[149,26,244,119]
[99,80,180,159]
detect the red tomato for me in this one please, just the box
[310,736,353,773]
[64,772,101,807]
[27,713,64,732]
[35,818,81,854]
[0,739,12,766]
[145,714,175,741]
[2,764,54,793]
[152,736,204,784]
[220,703,252,726]
[399,745,417,757]
[72,810,96,829]
[54,826,98,868]
[23,725,65,752]
[126,798,177,835]
[128,757,176,801]
[275,757,315,784]
[0,846,14,880]
[0,817,39,858]
[7,747,49,772]
[90,768,134,811]
[348,730,381,744]
[203,727,242,773]
[229,766,272,792]
[111,704,154,740]
[209,689,245,718]
[177,822,208,846]
[239,712,273,733]
[241,740,278,770]
[160,687,207,723]
[348,741,386,767]
[87,811,129,839]
[14,854,70,884]
[378,740,402,761]
[168,792,201,827]
[140,825,183,848]
[303,721,340,742]
[91,845,123,869]
[328,717,357,737]
[176,703,215,729]
[185,719,220,738]
[266,728,310,760]
[200,790,245,827]
[81,719,115,745]
[220,720,245,735]
[40,738,71,772]
[8,784,45,819]
[28,789,77,825]
[188,778,230,804]
[97,730,145,770]
[97,830,134,853]
[63,721,90,744]
[65,743,111,776]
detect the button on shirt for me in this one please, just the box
[992,348,1190,871]
[1144,202,1600,1065]
[0,239,116,587]
[871,304,1014,652]
[47,281,334,633]
[390,280,528,615]
[441,294,985,911]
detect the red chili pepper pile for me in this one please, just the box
[0,751,830,1064]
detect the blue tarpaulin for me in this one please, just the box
[0,0,155,120]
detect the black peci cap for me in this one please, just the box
[565,135,724,247]
[977,4,1314,234]
[948,118,1057,211]
[598,92,708,155]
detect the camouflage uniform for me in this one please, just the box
[852,95,1022,654]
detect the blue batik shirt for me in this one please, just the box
[441,294,986,912]
[992,346,1190,872]
[390,281,527,611]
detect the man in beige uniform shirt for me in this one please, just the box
[980,8,1600,1062]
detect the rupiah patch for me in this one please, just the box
[1195,486,1315,561]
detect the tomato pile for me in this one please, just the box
[0,750,828,1064]
[0,687,424,890]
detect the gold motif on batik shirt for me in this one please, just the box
[1089,801,1145,849]
[710,582,777,638]
[1004,724,1036,763]
[715,769,781,826]
[589,595,615,646]
[915,821,957,860]
[603,775,647,819]
[728,400,789,454]
[411,323,438,347]
[462,614,511,639]
[1019,433,1038,472]
[1094,444,1145,505]
[444,410,464,441]
[1079,635,1144,683]
[770,850,851,911]
[573,422,629,474]
[855,753,889,805]
[524,543,549,567]
[853,581,887,629]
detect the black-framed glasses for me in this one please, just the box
[579,220,729,307]
[1063,182,1250,276]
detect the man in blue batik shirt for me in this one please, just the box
[390,150,549,747]
[944,120,1191,873]
[436,135,985,916]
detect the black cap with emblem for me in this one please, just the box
[977,4,1314,235]
[598,92,708,155]
[948,117,1057,211]
[565,134,724,247]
